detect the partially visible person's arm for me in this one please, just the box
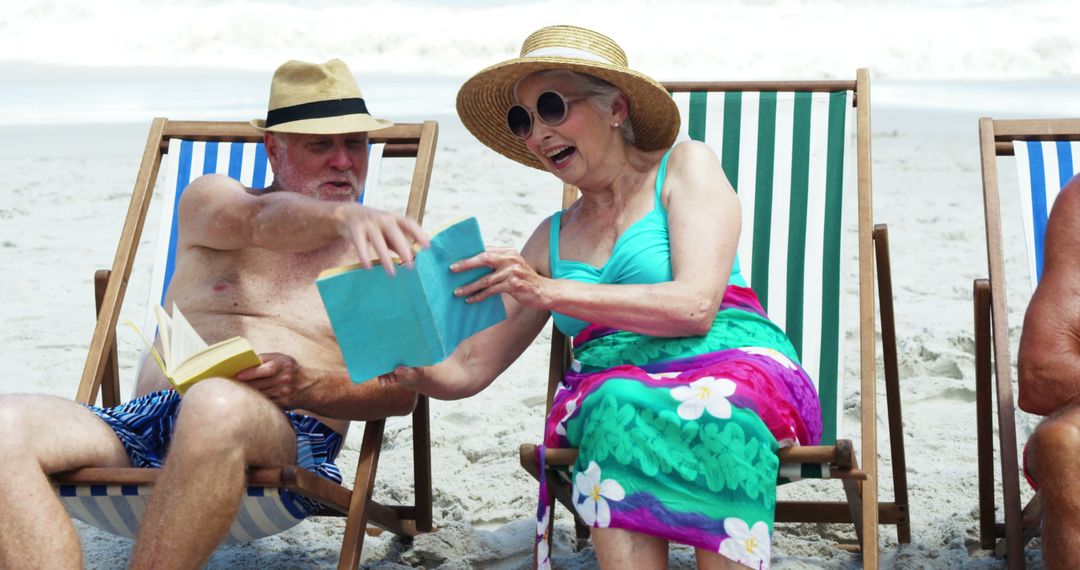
[1018,178,1080,415]
[176,174,428,272]
[456,141,740,337]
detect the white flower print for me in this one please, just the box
[573,461,625,527]
[555,398,578,436]
[536,505,551,570]
[648,371,681,380]
[670,376,736,420]
[718,518,771,569]
[740,346,797,370]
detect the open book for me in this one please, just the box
[131,304,262,396]
[316,216,507,383]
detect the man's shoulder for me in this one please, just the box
[184,173,256,197]
[177,174,262,220]
[1040,175,1080,276]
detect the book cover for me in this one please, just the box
[316,217,507,383]
[129,304,262,395]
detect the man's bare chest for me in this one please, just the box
[165,244,353,336]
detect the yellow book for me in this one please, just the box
[130,304,262,396]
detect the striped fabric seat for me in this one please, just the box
[670,89,853,479]
[59,485,306,544]
[1011,140,1080,289]
[57,138,385,544]
[530,74,905,565]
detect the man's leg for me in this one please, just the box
[0,394,133,570]
[1030,405,1080,569]
[129,379,297,570]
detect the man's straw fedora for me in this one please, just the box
[252,59,392,135]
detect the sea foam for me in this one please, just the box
[2,0,1078,80]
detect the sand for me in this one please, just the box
[0,88,1053,569]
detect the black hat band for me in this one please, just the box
[265,98,370,127]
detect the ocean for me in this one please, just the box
[1,0,1078,125]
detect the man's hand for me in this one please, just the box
[234,352,318,410]
[336,204,430,276]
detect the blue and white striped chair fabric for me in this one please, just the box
[57,137,385,544]
[669,89,855,482]
[145,139,385,334]
[1012,140,1080,290]
[59,485,308,543]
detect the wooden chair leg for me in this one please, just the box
[841,455,880,568]
[338,418,385,570]
[992,333,1026,568]
[574,517,589,551]
[974,279,997,551]
[93,269,121,408]
[860,472,879,570]
[874,224,911,544]
[842,452,865,549]
[412,395,432,532]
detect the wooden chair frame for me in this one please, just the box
[974,117,1080,569]
[519,70,909,570]
[50,118,439,569]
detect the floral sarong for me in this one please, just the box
[535,285,821,570]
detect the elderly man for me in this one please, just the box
[0,59,428,569]
[1018,175,1080,568]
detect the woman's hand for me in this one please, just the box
[377,365,428,388]
[451,247,552,310]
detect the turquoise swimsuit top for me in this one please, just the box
[549,149,746,337]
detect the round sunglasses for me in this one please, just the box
[506,91,588,139]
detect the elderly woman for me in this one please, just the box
[382,25,821,570]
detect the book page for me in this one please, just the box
[422,217,507,354]
[172,337,261,394]
[168,304,209,370]
[123,318,169,377]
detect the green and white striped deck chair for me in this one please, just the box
[51,118,439,569]
[521,70,909,569]
[974,118,1080,570]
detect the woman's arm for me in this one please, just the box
[460,141,740,338]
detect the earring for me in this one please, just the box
[612,122,620,128]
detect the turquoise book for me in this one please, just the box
[316,217,507,383]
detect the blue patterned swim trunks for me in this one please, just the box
[83,389,344,518]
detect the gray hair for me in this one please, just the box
[514,69,636,146]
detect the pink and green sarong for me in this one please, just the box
[535,285,821,570]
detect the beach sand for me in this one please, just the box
[0,89,1051,569]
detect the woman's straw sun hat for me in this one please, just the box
[252,58,393,135]
[456,25,680,170]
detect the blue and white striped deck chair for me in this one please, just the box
[974,118,1080,569]
[523,70,907,569]
[140,137,384,339]
[54,118,439,569]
